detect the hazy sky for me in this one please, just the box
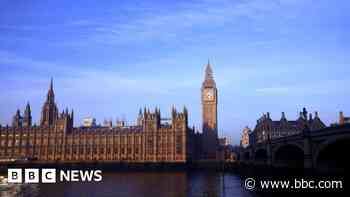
[0,0,349,144]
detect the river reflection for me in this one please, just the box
[0,171,256,197]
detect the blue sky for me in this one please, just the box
[0,0,349,144]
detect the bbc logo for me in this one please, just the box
[8,169,102,183]
[8,168,56,183]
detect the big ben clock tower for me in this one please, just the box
[201,60,218,159]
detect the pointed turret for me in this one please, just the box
[40,78,58,127]
[296,110,307,130]
[183,106,188,116]
[183,105,188,125]
[12,109,22,128]
[281,112,286,120]
[171,105,177,117]
[156,107,161,118]
[309,113,313,123]
[137,108,143,126]
[205,60,213,80]
[155,107,158,115]
[202,60,216,88]
[23,102,32,127]
[50,77,53,89]
[267,112,271,119]
[24,102,31,117]
[302,107,308,120]
[310,111,326,130]
[47,77,55,103]
[139,108,142,116]
[314,111,319,119]
[299,112,303,119]
[279,111,290,130]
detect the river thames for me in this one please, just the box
[1,171,261,197]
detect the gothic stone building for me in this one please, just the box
[0,79,196,163]
[253,108,326,144]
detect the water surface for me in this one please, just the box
[1,171,256,197]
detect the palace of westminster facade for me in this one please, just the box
[0,62,219,163]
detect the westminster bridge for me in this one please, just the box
[240,124,350,172]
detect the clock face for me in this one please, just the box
[204,89,214,101]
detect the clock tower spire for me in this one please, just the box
[201,60,218,159]
[203,60,215,87]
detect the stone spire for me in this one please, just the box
[47,77,55,104]
[25,102,31,115]
[23,102,32,127]
[314,111,319,119]
[302,107,308,120]
[40,78,58,127]
[12,109,22,128]
[183,105,188,116]
[309,113,313,121]
[202,60,216,88]
[137,108,143,126]
[50,77,53,91]
[139,108,142,116]
[310,111,326,130]
[183,105,188,125]
[205,60,214,81]
[171,105,177,118]
[281,112,286,120]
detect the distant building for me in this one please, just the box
[218,137,229,146]
[253,108,326,144]
[240,126,251,148]
[339,112,350,125]
[83,117,96,127]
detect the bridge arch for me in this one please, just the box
[254,148,268,163]
[314,136,350,172]
[273,144,304,168]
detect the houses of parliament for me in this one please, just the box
[0,62,219,163]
